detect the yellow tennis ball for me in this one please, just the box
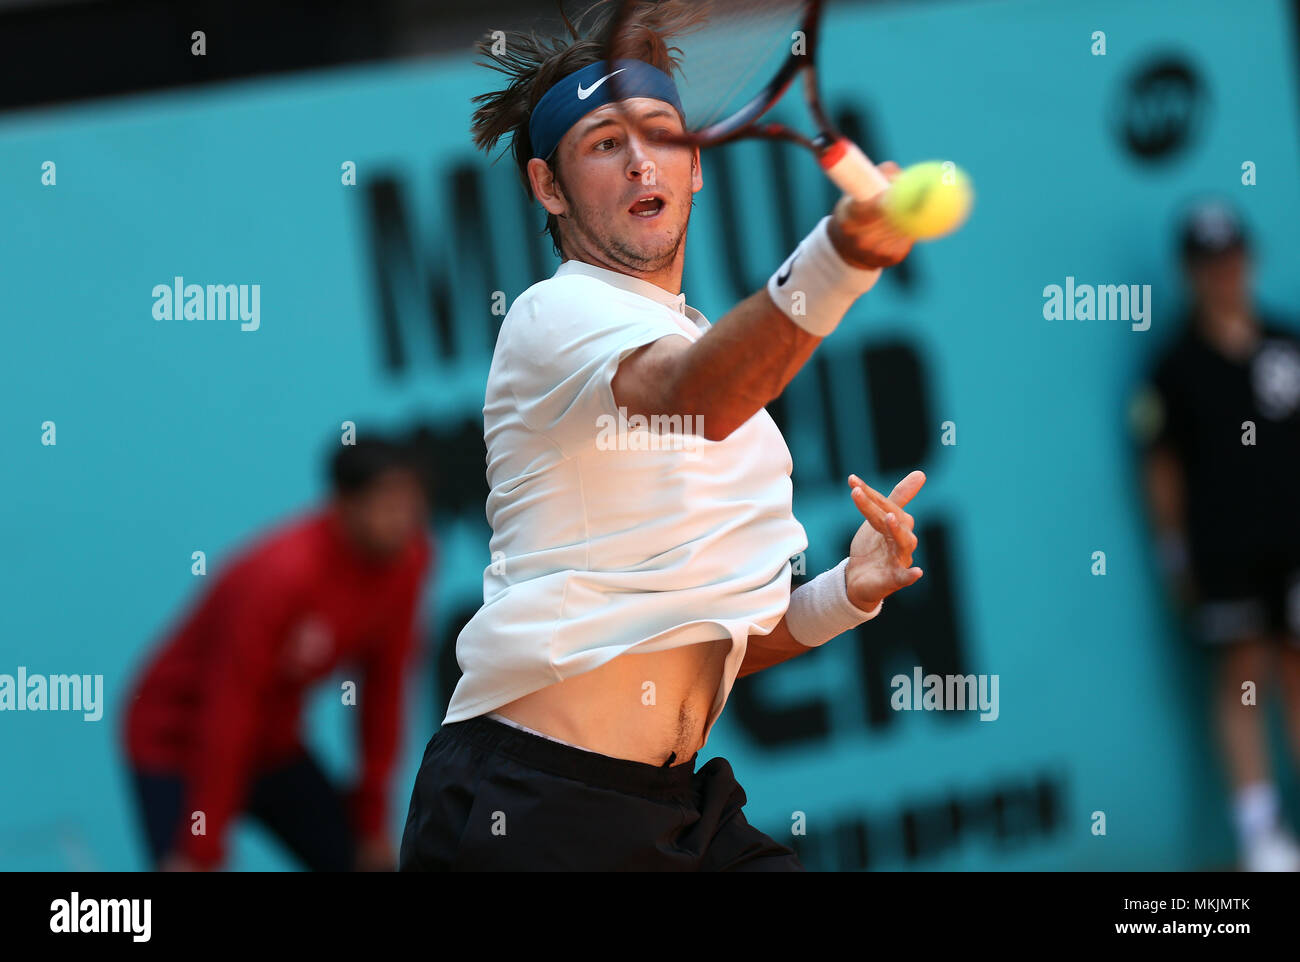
[882,161,974,240]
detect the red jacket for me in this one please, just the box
[123,507,433,868]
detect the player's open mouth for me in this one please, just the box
[628,195,665,218]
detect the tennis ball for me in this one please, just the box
[881,161,974,240]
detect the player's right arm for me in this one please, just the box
[613,162,912,441]
[613,288,820,440]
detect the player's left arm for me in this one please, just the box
[739,471,926,677]
[738,614,808,678]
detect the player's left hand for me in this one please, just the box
[844,470,926,611]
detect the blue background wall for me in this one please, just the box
[2,0,1298,869]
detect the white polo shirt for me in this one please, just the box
[442,259,809,749]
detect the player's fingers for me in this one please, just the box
[850,483,889,529]
[877,160,901,181]
[852,489,904,553]
[887,515,917,552]
[887,470,926,508]
[835,190,902,232]
[882,512,914,566]
[831,194,914,269]
[849,474,913,532]
[849,474,909,528]
[895,566,923,587]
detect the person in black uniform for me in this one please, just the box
[1133,201,1300,871]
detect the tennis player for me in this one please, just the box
[401,2,925,871]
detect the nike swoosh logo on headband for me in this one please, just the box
[577,68,626,100]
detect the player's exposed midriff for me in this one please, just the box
[493,636,732,767]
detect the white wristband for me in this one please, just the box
[766,215,882,337]
[785,557,883,649]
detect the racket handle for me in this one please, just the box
[819,139,891,201]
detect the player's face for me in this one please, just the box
[554,99,702,271]
[1188,248,1250,317]
[344,470,427,558]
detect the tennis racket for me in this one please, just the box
[601,0,894,204]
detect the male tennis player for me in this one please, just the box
[401,2,924,871]
[125,436,432,871]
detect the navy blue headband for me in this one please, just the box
[528,59,684,162]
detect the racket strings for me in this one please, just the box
[609,0,808,134]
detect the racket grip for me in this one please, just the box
[819,139,891,201]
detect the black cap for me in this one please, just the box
[1179,201,1248,262]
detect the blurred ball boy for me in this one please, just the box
[122,435,433,870]
[1135,202,1300,871]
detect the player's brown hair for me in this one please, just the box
[469,0,699,258]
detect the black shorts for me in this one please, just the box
[1191,545,1300,646]
[399,715,803,871]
